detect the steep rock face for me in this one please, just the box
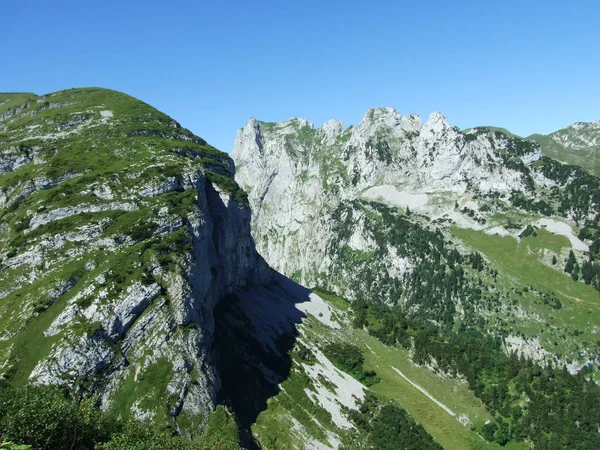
[0,89,270,431]
[233,108,540,290]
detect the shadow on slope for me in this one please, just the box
[213,272,311,449]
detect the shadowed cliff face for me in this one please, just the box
[215,277,311,448]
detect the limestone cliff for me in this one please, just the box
[233,108,541,291]
[233,108,600,367]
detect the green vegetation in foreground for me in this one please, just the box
[0,383,240,449]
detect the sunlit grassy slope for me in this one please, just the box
[452,226,600,364]
[254,295,529,450]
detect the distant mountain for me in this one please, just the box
[463,125,521,139]
[528,120,600,176]
[235,106,600,363]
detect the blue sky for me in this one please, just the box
[2,0,599,152]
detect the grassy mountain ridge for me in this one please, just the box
[0,93,38,116]
[527,121,600,176]
[0,87,257,438]
[465,126,522,139]
[463,121,599,176]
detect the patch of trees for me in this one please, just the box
[0,383,240,449]
[350,300,600,449]
[348,391,442,450]
[565,250,580,280]
[365,137,394,165]
[509,191,554,216]
[519,224,537,238]
[538,158,600,221]
[563,250,600,289]
[330,200,503,329]
[324,342,380,387]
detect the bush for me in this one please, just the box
[323,342,380,386]
[0,384,240,450]
[0,385,119,449]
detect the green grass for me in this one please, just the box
[292,311,526,450]
[452,226,599,309]
[0,257,92,384]
[0,92,38,115]
[197,405,240,445]
[353,332,528,450]
[112,357,174,428]
[452,226,600,358]
[253,402,299,449]
[252,350,336,447]
[528,132,600,177]
[310,287,351,311]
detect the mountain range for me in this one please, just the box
[1,89,599,449]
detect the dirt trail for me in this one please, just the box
[391,366,456,417]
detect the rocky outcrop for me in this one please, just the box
[0,88,271,433]
[233,107,542,290]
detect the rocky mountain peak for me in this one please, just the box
[399,113,423,132]
[359,107,401,129]
[233,117,265,167]
[280,117,313,130]
[569,120,600,131]
[320,118,344,144]
[423,111,452,134]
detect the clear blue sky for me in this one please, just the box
[2,0,599,152]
